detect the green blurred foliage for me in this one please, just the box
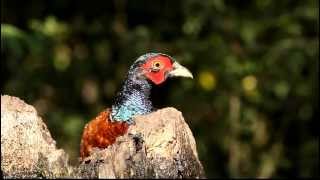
[1,0,318,178]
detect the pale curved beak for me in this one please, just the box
[168,62,193,79]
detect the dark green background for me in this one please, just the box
[1,0,318,178]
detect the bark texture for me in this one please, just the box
[1,95,205,178]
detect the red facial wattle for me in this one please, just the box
[142,55,173,85]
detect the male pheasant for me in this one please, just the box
[80,53,193,159]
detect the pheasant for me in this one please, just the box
[80,53,193,159]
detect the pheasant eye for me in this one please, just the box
[151,61,163,71]
[154,61,162,68]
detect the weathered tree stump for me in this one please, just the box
[1,95,205,178]
[1,95,71,178]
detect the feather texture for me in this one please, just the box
[80,109,129,159]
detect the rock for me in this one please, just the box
[79,108,206,178]
[1,95,205,178]
[1,95,71,178]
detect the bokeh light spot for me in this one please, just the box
[82,79,99,104]
[274,81,290,99]
[54,44,71,71]
[198,71,216,91]
[242,75,257,92]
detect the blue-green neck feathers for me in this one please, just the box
[110,78,153,124]
[110,54,157,124]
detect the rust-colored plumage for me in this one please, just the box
[80,109,129,159]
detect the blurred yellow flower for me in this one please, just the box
[198,71,216,91]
